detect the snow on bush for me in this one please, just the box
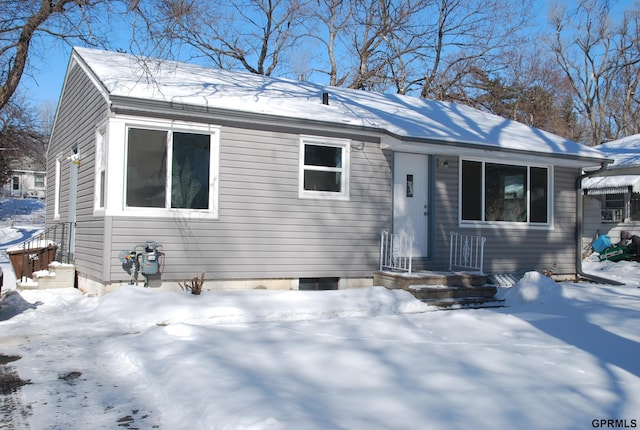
[499,271,566,306]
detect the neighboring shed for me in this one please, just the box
[46,47,608,294]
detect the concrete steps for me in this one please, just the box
[409,284,502,309]
[18,263,75,290]
[374,270,502,309]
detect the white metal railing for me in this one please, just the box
[449,231,486,273]
[600,209,623,223]
[379,231,413,274]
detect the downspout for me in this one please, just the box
[576,162,625,285]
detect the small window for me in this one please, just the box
[12,176,19,190]
[602,193,625,223]
[34,174,45,188]
[299,136,350,199]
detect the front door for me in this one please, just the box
[393,153,429,257]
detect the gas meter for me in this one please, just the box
[118,241,164,286]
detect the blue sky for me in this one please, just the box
[16,0,630,108]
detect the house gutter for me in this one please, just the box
[576,162,625,285]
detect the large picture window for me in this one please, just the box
[299,136,350,199]
[126,127,215,211]
[461,160,550,224]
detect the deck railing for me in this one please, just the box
[8,222,75,282]
[379,231,413,274]
[449,231,486,273]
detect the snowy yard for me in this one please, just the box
[0,198,639,429]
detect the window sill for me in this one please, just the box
[298,193,350,201]
[459,220,553,230]
[106,208,219,220]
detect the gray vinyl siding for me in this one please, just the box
[107,126,392,282]
[429,156,579,276]
[46,60,108,280]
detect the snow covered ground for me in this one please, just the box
[0,198,639,429]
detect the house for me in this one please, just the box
[2,157,46,199]
[45,47,608,295]
[582,134,640,247]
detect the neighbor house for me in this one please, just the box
[46,47,608,294]
[582,134,640,247]
[2,157,46,199]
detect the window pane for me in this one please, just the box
[304,171,342,192]
[126,128,167,207]
[171,132,210,209]
[99,171,106,208]
[485,164,527,222]
[631,193,640,221]
[530,167,548,223]
[605,193,624,209]
[461,161,482,220]
[305,144,342,167]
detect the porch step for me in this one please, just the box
[374,270,488,289]
[421,296,505,309]
[408,284,497,301]
[408,284,501,309]
[18,263,75,290]
[374,270,501,309]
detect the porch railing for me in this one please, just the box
[379,231,413,274]
[8,222,75,282]
[449,231,486,273]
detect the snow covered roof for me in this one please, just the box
[582,135,640,194]
[583,174,640,195]
[71,47,607,165]
[595,134,640,168]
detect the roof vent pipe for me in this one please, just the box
[322,92,329,105]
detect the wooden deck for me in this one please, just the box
[374,270,502,308]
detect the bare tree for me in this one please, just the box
[610,6,640,139]
[549,0,625,145]
[470,49,583,141]
[0,97,47,183]
[417,0,536,101]
[306,0,352,86]
[0,0,124,110]
[132,0,308,76]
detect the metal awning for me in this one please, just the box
[583,174,640,195]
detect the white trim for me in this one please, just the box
[54,158,61,220]
[93,127,107,215]
[298,135,350,200]
[459,157,554,228]
[105,115,220,219]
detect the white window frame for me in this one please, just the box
[107,116,220,219]
[34,173,45,188]
[93,127,107,214]
[459,158,553,229]
[54,158,61,220]
[299,135,350,200]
